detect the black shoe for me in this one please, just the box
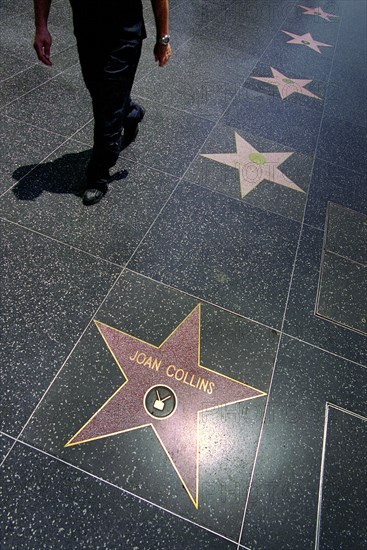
[82,181,108,206]
[122,106,145,149]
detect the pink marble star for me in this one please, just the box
[299,5,339,21]
[282,30,333,53]
[251,67,321,100]
[201,132,305,198]
[65,306,265,508]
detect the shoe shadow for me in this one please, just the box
[11,149,128,201]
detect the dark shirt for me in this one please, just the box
[69,0,146,39]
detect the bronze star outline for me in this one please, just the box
[65,305,266,508]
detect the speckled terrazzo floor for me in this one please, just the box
[1,1,366,549]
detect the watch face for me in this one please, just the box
[160,35,170,45]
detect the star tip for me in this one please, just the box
[190,495,199,509]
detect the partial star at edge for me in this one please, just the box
[282,31,333,53]
[201,132,305,198]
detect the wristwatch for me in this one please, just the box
[158,34,170,45]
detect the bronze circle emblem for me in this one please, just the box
[144,385,177,419]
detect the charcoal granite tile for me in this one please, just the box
[333,3,367,68]
[241,336,367,549]
[134,73,238,127]
[0,115,67,195]
[185,124,312,223]
[329,57,367,90]
[1,442,236,549]
[222,86,323,155]
[317,406,367,549]
[0,433,14,463]
[261,29,334,81]
[73,96,215,177]
[134,37,257,121]
[284,224,367,366]
[316,114,367,175]
[128,181,301,328]
[166,0,232,47]
[0,3,76,63]
[21,269,278,541]
[316,204,367,335]
[336,39,367,68]
[0,219,120,436]
[0,140,179,265]
[0,47,80,109]
[4,65,92,137]
[0,48,34,82]
[324,76,367,127]
[317,252,367,335]
[200,14,275,58]
[0,0,35,21]
[93,98,214,177]
[304,158,367,229]
[220,0,297,31]
[325,203,367,264]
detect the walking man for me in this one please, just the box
[33,0,171,205]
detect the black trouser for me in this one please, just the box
[75,29,143,179]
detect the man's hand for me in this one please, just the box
[154,43,172,67]
[34,27,52,66]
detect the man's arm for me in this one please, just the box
[33,0,53,66]
[151,0,172,67]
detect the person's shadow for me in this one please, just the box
[12,149,128,201]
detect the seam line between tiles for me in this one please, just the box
[125,268,280,333]
[238,8,345,547]
[323,248,366,268]
[1,112,82,141]
[0,6,242,442]
[0,0,231,116]
[283,332,367,369]
[1,3,359,547]
[0,216,124,269]
[10,164,192,454]
[0,61,81,113]
[183,178,321,226]
[1,438,238,547]
[313,154,367,177]
[0,117,94,201]
[314,403,329,550]
[0,42,78,85]
[235,1,344,546]
[4,47,245,501]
